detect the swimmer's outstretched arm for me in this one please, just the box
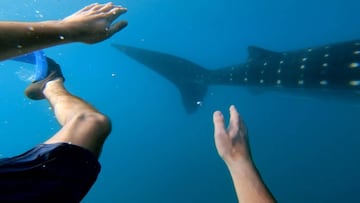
[0,2,127,61]
[213,105,276,203]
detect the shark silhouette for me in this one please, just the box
[112,39,360,113]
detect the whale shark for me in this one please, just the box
[112,39,360,113]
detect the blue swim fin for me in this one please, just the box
[12,50,48,81]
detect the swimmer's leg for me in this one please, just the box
[27,61,111,158]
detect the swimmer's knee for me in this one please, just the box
[75,112,112,138]
[45,112,111,157]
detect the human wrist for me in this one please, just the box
[225,156,254,171]
[49,20,79,43]
[226,158,260,184]
[222,150,252,166]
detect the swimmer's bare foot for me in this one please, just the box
[25,58,64,100]
[62,2,128,44]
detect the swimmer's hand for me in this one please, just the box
[62,2,128,44]
[213,105,250,164]
[213,105,276,203]
[0,2,127,60]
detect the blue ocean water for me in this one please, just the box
[0,0,360,202]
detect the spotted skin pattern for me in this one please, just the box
[113,39,360,113]
[213,40,360,91]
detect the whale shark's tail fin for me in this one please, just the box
[112,44,209,113]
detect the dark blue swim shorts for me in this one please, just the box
[0,143,100,203]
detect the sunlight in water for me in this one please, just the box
[15,66,35,82]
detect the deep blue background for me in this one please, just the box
[1,0,360,202]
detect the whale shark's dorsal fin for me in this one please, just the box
[247,46,279,60]
[113,40,360,113]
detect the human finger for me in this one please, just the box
[108,20,128,36]
[106,6,127,22]
[228,105,240,134]
[65,3,97,17]
[98,2,115,13]
[90,3,108,11]
[80,3,99,12]
[213,110,227,137]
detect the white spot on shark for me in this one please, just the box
[349,80,360,86]
[349,62,360,68]
[320,80,328,85]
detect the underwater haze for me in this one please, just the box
[1,0,360,202]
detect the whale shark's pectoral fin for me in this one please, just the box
[112,44,209,113]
